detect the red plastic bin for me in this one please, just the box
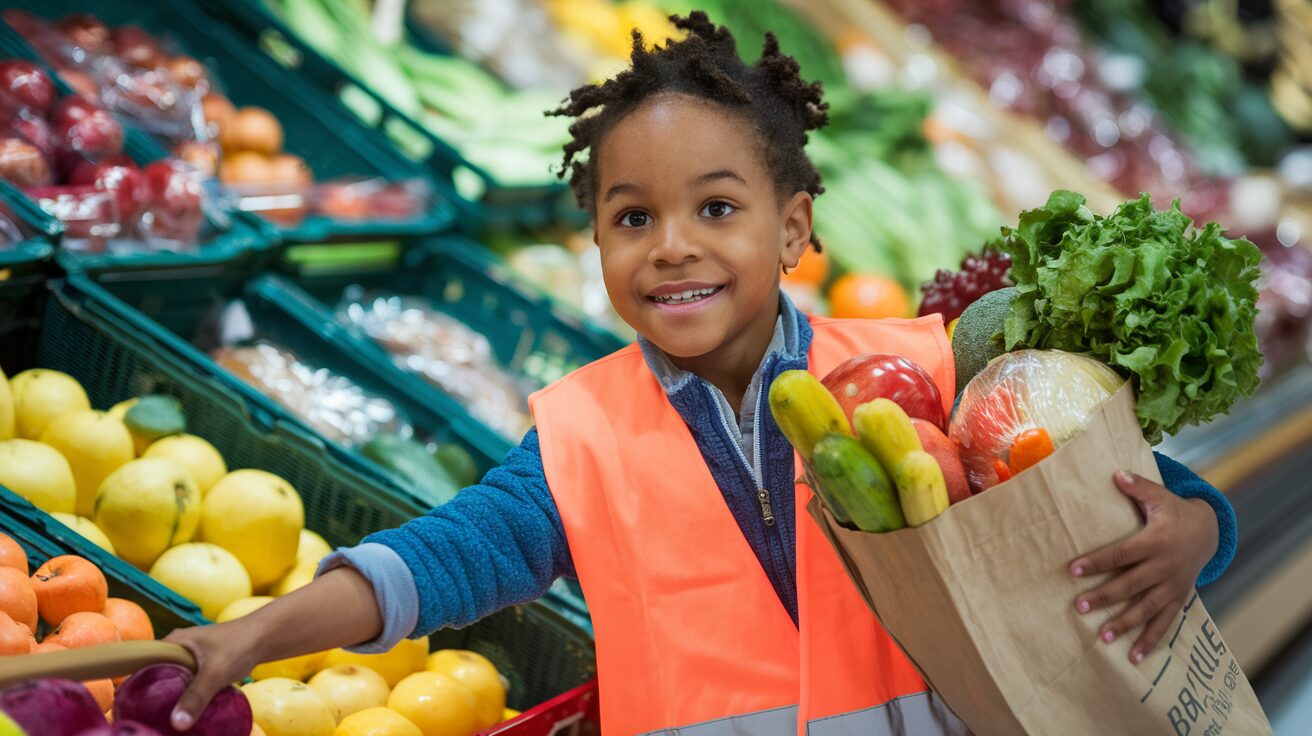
[482,679,599,736]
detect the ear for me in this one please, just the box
[779,191,814,270]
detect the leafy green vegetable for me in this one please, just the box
[1001,190,1262,442]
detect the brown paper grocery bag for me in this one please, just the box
[808,384,1271,736]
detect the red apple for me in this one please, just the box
[52,99,123,159]
[371,183,423,219]
[56,14,111,54]
[2,112,53,159]
[110,26,164,69]
[910,418,971,505]
[0,137,52,187]
[0,60,55,115]
[25,185,121,250]
[69,155,146,221]
[822,354,946,431]
[141,158,203,243]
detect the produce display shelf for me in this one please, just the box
[7,278,428,549]
[0,0,460,245]
[0,19,279,283]
[195,0,581,231]
[70,268,500,511]
[0,485,207,632]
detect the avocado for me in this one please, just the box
[363,434,461,506]
[952,287,1016,396]
[433,442,480,487]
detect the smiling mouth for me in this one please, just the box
[648,286,725,305]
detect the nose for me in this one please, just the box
[648,218,703,266]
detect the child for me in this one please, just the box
[168,14,1234,735]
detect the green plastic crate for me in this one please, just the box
[0,179,56,371]
[0,2,459,243]
[196,0,582,231]
[0,485,596,709]
[4,279,429,550]
[0,485,206,632]
[73,268,502,505]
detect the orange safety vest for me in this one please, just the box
[530,316,969,736]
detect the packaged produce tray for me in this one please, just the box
[69,267,500,511]
[0,484,207,633]
[195,0,581,230]
[0,1,458,244]
[276,236,625,462]
[0,19,278,283]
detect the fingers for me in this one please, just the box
[1075,564,1158,614]
[1095,585,1181,651]
[1069,533,1152,579]
[163,630,222,732]
[1131,605,1181,664]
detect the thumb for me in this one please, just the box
[171,675,221,732]
[1113,470,1167,513]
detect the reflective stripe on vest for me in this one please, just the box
[639,704,798,736]
[637,692,970,736]
[531,315,961,735]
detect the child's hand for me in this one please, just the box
[164,621,262,731]
[1068,470,1218,664]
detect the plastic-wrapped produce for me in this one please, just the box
[949,349,1123,493]
[213,341,412,448]
[336,293,535,441]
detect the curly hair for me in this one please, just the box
[548,11,829,246]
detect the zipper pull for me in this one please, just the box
[757,489,776,526]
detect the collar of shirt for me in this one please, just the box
[636,293,806,466]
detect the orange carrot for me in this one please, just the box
[1009,428,1055,475]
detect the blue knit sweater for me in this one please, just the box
[320,299,1238,650]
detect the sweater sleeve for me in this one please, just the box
[1154,452,1236,588]
[322,428,574,646]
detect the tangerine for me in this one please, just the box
[103,598,153,641]
[31,555,107,626]
[0,611,34,654]
[0,533,25,572]
[828,273,910,319]
[47,611,121,649]
[0,567,37,633]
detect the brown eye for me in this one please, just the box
[620,211,650,227]
[701,201,734,218]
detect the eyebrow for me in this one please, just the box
[603,182,643,203]
[692,169,748,188]
[601,169,748,203]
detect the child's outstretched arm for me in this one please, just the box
[1067,453,1236,664]
[164,428,570,730]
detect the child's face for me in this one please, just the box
[593,94,813,363]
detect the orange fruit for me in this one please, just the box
[103,598,153,641]
[782,246,829,287]
[84,678,114,711]
[46,611,121,649]
[0,611,35,654]
[0,533,26,572]
[34,641,67,654]
[31,555,107,626]
[0,567,37,634]
[828,273,910,319]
